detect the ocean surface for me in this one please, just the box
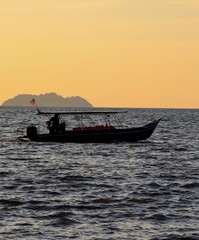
[0,107,198,240]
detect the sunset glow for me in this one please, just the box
[0,0,199,108]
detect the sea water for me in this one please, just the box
[0,107,198,240]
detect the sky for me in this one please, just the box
[0,0,199,108]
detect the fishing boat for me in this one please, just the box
[21,109,163,143]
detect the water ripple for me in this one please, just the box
[0,107,198,239]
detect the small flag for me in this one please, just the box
[30,98,36,106]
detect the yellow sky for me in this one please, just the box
[0,0,199,108]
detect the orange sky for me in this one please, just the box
[0,0,199,108]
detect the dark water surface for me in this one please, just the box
[0,107,199,240]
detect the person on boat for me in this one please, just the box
[50,113,60,133]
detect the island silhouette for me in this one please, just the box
[2,92,93,108]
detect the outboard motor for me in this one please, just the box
[26,126,37,139]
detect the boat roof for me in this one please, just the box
[37,110,127,115]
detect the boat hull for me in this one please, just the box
[25,119,160,143]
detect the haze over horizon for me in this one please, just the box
[0,0,199,108]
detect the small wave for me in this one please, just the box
[147,182,162,188]
[151,234,199,240]
[59,175,95,182]
[174,147,188,152]
[47,211,74,219]
[181,182,199,189]
[0,171,12,177]
[92,197,118,204]
[47,211,79,227]
[0,136,19,142]
[128,197,155,204]
[25,200,53,211]
[0,198,24,207]
[25,204,52,211]
[145,213,168,221]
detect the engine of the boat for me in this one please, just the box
[26,126,37,138]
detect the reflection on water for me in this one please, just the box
[0,107,199,239]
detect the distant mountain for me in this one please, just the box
[2,93,93,108]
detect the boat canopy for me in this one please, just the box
[37,110,127,115]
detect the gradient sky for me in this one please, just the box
[0,0,199,108]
